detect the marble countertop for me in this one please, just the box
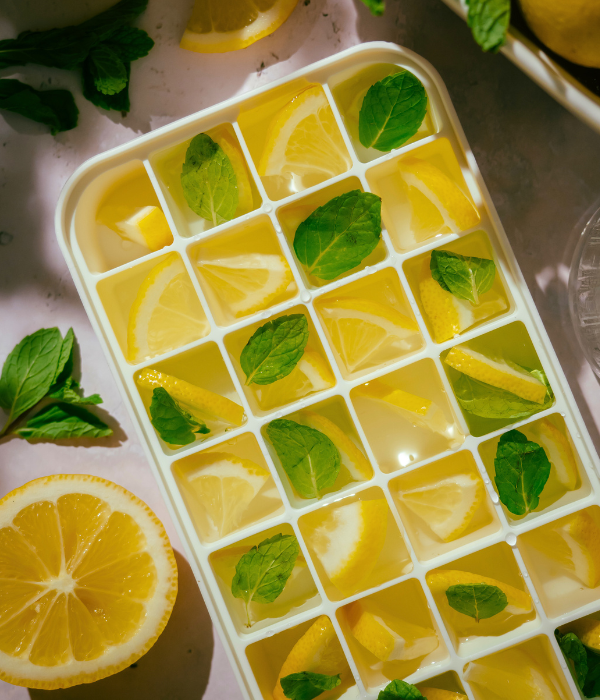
[2,0,600,697]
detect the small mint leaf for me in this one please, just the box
[378,679,425,699]
[446,583,508,621]
[555,630,588,690]
[16,403,112,440]
[430,250,496,303]
[281,672,341,700]
[466,0,510,53]
[149,387,209,446]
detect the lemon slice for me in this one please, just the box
[198,254,293,318]
[561,617,600,650]
[180,0,298,53]
[525,510,600,587]
[273,615,349,700]
[346,600,438,663]
[127,254,209,363]
[299,410,373,482]
[116,206,173,252]
[399,473,484,542]
[0,475,177,689]
[426,570,533,615]
[318,297,420,373]
[445,345,547,404]
[258,84,351,192]
[419,690,467,700]
[534,418,579,490]
[419,276,474,343]
[214,133,254,214]
[308,499,388,596]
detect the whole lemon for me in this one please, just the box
[518,0,600,68]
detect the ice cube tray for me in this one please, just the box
[55,42,600,700]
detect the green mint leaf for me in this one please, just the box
[281,672,341,700]
[359,70,427,152]
[83,59,130,112]
[430,250,496,303]
[446,583,508,622]
[240,314,309,386]
[16,403,112,441]
[454,374,552,420]
[378,679,425,700]
[466,0,510,53]
[231,533,300,627]
[52,328,75,387]
[149,387,209,446]
[48,377,102,406]
[584,648,600,697]
[555,630,588,690]
[181,133,238,225]
[86,44,127,95]
[266,419,341,499]
[103,26,154,62]
[294,191,381,280]
[358,0,385,15]
[0,79,78,135]
[494,429,551,515]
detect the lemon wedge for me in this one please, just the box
[0,475,177,689]
[399,473,484,542]
[419,690,467,700]
[561,617,600,650]
[534,418,579,490]
[214,133,254,214]
[180,0,298,53]
[116,206,173,252]
[419,275,474,343]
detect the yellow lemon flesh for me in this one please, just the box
[0,474,177,689]
[560,617,600,651]
[116,206,173,252]
[214,132,254,215]
[418,689,467,700]
[534,418,579,490]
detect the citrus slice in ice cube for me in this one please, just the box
[561,617,600,650]
[534,418,579,490]
[116,206,173,252]
[0,474,177,689]
[418,690,467,700]
[419,275,475,343]
[127,253,209,363]
[198,253,293,318]
[214,133,254,214]
[399,473,484,542]
[318,297,420,373]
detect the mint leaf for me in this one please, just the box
[378,679,425,700]
[0,79,78,134]
[584,649,600,697]
[556,630,588,689]
[86,44,127,95]
[446,583,508,622]
[240,314,309,386]
[358,0,385,15]
[16,403,112,440]
[466,0,510,53]
[494,429,551,515]
[149,387,209,446]
[359,70,427,152]
[52,328,75,387]
[454,374,552,420]
[281,672,341,700]
[231,533,300,627]
[294,191,381,280]
[48,377,102,406]
[103,26,154,62]
[181,133,238,225]
[430,250,496,303]
[83,59,130,112]
[266,419,341,499]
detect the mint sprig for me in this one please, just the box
[16,404,112,440]
[446,583,508,622]
[281,671,341,700]
[555,628,600,697]
[430,250,496,304]
[378,679,425,700]
[358,0,385,16]
[149,387,209,446]
[0,79,79,134]
[466,0,511,53]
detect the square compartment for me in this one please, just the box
[403,229,513,344]
[478,413,590,527]
[171,432,284,544]
[441,322,555,437]
[329,60,438,163]
[150,122,261,238]
[188,215,298,325]
[426,542,539,657]
[261,395,374,508]
[246,615,359,700]
[74,160,174,274]
[350,358,465,473]
[96,252,210,364]
[297,487,412,601]
[224,305,336,416]
[366,138,481,253]
[313,266,424,380]
[416,671,468,698]
[337,578,448,692]
[518,505,600,619]
[209,523,320,635]
[237,80,352,201]
[276,176,388,289]
[389,451,501,562]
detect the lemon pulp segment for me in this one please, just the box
[534,418,579,490]
[418,690,467,700]
[116,206,173,252]
[214,133,254,214]
[419,275,473,343]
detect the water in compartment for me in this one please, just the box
[298,487,412,601]
[416,671,468,698]
[403,229,512,344]
[337,578,447,691]
[329,61,437,163]
[389,451,501,562]
[237,78,352,201]
[350,358,464,473]
[209,523,320,635]
[261,395,374,508]
[366,138,480,253]
[518,505,600,619]
[151,122,261,237]
[313,266,424,380]
[189,214,298,325]
[426,542,538,656]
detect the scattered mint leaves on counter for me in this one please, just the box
[358,70,427,152]
[430,250,496,303]
[16,403,111,441]
[294,191,381,280]
[556,630,588,690]
[446,583,508,622]
[281,672,341,700]
[378,679,425,700]
[86,44,128,96]
[48,377,102,406]
[241,314,309,386]
[231,533,300,627]
[266,419,341,499]
[358,0,385,16]
[466,0,511,53]
[181,133,238,225]
[0,79,78,134]
[149,387,209,446]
